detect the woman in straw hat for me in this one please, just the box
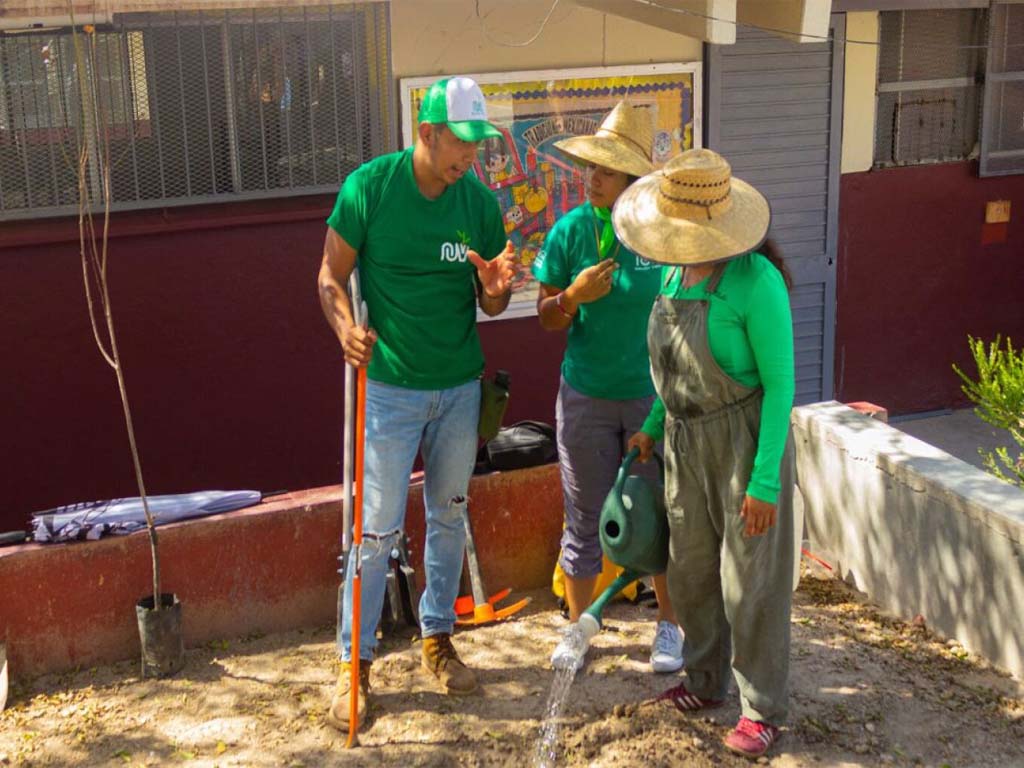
[533,101,684,674]
[617,148,796,760]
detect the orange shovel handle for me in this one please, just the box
[345,365,367,748]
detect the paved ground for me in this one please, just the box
[890,407,1013,471]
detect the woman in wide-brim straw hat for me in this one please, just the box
[618,148,796,760]
[533,101,686,675]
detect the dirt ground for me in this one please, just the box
[2,572,1022,768]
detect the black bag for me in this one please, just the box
[476,420,557,473]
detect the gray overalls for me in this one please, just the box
[648,264,795,726]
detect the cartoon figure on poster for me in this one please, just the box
[483,112,606,287]
[475,128,527,189]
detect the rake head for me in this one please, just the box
[455,588,532,626]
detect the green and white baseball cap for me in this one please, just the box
[418,77,502,142]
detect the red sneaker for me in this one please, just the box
[724,716,781,758]
[655,682,723,712]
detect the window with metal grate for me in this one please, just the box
[0,4,393,221]
[874,8,987,169]
[980,2,1024,177]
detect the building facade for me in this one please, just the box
[1,0,1021,529]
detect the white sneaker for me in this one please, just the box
[650,621,684,673]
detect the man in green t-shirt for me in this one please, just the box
[317,76,517,733]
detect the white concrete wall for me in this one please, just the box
[793,402,1024,680]
[390,1,702,79]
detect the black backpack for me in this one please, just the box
[475,420,557,473]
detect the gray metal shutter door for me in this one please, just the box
[707,16,844,404]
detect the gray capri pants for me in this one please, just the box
[556,376,661,579]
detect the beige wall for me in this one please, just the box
[390,0,702,79]
[841,11,879,174]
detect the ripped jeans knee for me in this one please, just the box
[359,528,403,563]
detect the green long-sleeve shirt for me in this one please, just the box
[640,252,795,503]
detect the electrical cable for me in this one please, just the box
[474,0,562,48]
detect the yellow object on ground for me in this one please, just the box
[551,553,640,604]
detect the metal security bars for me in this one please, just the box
[874,8,987,168]
[980,2,1024,177]
[0,3,393,220]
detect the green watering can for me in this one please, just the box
[552,447,671,669]
[599,446,669,577]
[578,447,669,629]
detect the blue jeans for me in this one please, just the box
[339,378,480,662]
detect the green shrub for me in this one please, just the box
[953,336,1024,487]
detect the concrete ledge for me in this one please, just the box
[793,401,1024,679]
[0,464,563,681]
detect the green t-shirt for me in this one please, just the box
[531,202,661,400]
[326,148,506,389]
[640,253,795,503]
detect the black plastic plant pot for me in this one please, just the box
[135,593,185,678]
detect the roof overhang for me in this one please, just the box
[573,0,738,44]
[832,0,986,9]
[572,0,832,44]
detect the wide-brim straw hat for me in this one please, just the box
[612,148,770,266]
[554,101,655,178]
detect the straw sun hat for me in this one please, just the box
[553,101,655,179]
[612,148,771,266]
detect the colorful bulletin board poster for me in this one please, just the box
[400,63,702,320]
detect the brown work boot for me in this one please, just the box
[421,633,478,694]
[326,660,371,732]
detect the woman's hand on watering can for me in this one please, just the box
[627,431,655,462]
[567,259,617,305]
[740,495,777,537]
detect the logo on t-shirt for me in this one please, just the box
[440,229,472,263]
[634,255,657,271]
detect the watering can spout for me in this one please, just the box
[583,569,641,625]
[550,613,601,671]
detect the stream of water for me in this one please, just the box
[533,623,588,767]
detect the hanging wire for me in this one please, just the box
[474,0,562,48]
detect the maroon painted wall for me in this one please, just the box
[0,198,563,533]
[835,161,1024,415]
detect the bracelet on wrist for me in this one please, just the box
[555,291,576,318]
